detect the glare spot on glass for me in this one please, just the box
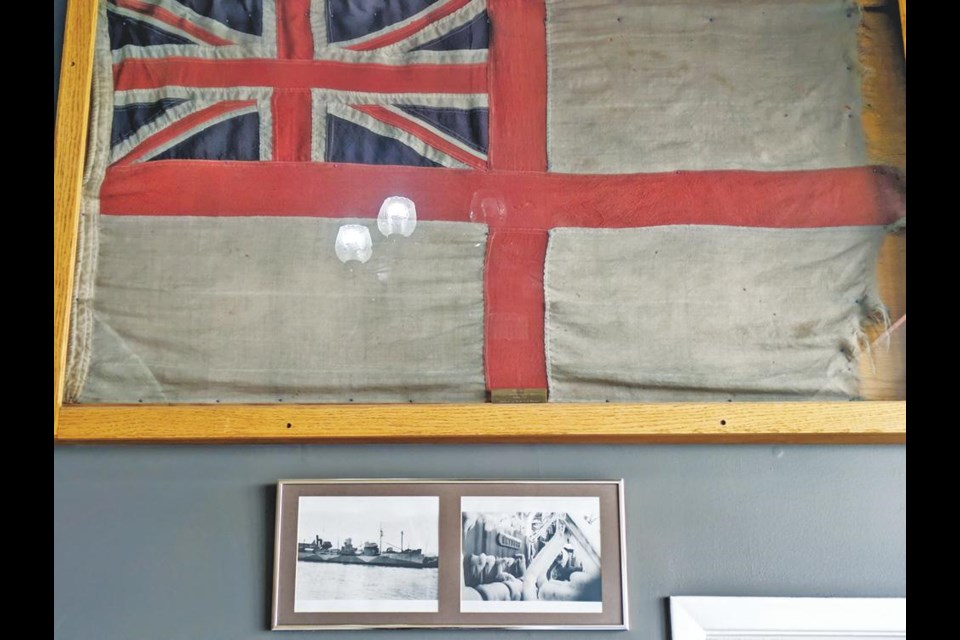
[377,196,417,237]
[335,224,373,264]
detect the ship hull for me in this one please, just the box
[298,552,435,569]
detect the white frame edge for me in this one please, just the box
[669,596,905,639]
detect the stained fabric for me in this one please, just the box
[173,0,263,35]
[326,114,443,167]
[111,98,188,146]
[148,111,260,161]
[396,105,489,153]
[545,225,888,401]
[413,10,490,51]
[108,11,194,49]
[326,0,439,43]
[104,0,489,170]
[65,0,903,404]
[546,0,868,173]
[78,217,488,403]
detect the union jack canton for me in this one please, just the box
[108,0,490,169]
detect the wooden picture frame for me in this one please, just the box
[53,0,906,444]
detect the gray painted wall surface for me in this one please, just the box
[54,445,906,640]
[53,3,906,639]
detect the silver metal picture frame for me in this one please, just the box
[272,479,628,630]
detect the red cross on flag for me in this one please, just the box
[66,0,905,404]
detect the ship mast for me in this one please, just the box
[401,530,404,552]
[379,523,383,553]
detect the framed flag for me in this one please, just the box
[53,0,906,443]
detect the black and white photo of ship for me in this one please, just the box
[295,496,439,613]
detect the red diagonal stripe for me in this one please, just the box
[113,100,256,167]
[112,0,234,46]
[345,0,474,51]
[352,105,487,170]
[113,58,488,94]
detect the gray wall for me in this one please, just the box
[54,445,906,640]
[53,4,906,639]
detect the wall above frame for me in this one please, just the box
[53,0,905,444]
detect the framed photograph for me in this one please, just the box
[294,496,440,613]
[669,596,906,640]
[272,480,627,630]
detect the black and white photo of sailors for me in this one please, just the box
[461,496,603,613]
[295,496,439,613]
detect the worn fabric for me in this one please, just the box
[77,217,487,403]
[106,0,490,167]
[69,0,497,402]
[545,225,887,401]
[64,0,902,403]
[546,0,867,173]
